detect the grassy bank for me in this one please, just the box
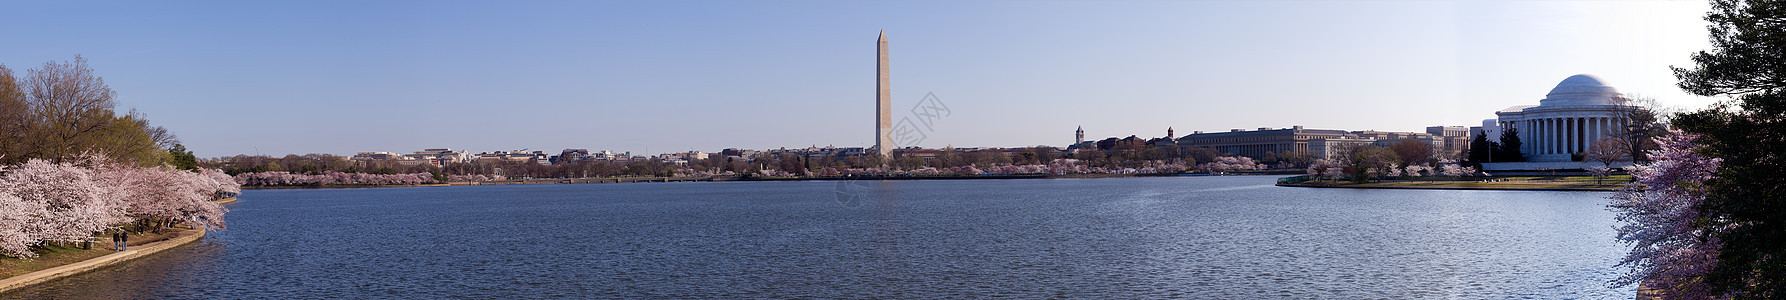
[0,245,113,279]
[1,197,234,285]
[0,227,190,279]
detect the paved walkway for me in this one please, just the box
[0,227,206,293]
[0,196,233,294]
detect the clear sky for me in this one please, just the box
[1,1,1719,158]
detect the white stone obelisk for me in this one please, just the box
[876,30,893,159]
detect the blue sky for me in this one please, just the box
[1,1,1717,158]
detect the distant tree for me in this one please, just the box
[1011,151,1037,165]
[893,156,926,170]
[1587,166,1612,185]
[1439,162,1466,177]
[167,143,199,171]
[1279,149,1315,168]
[1495,127,1524,162]
[1197,156,1263,173]
[1466,133,1497,164]
[1181,147,1218,166]
[932,147,962,168]
[1349,146,1399,182]
[1138,147,1169,162]
[1586,138,1630,169]
[1389,140,1434,170]
[962,150,1007,168]
[1616,96,1669,163]
[1030,146,1060,162]
[1306,159,1341,180]
[1404,164,1433,178]
[987,151,1012,166]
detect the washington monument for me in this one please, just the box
[875,30,893,158]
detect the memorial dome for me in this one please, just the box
[1540,74,1626,106]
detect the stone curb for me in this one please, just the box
[0,228,206,294]
[0,196,234,294]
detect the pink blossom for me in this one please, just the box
[235,171,439,186]
[1608,130,1725,298]
[0,159,128,249]
[1198,156,1262,173]
[0,191,47,258]
[1439,164,1466,177]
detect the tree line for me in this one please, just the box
[214,143,1288,182]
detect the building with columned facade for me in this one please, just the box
[1490,74,1635,168]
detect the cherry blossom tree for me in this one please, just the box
[0,159,127,247]
[1322,163,1347,180]
[1307,159,1339,180]
[1608,130,1724,298]
[201,168,241,197]
[1404,164,1433,178]
[235,171,439,186]
[1199,156,1263,173]
[171,169,227,230]
[1588,166,1613,185]
[1439,163,1466,177]
[0,155,238,258]
[0,191,47,258]
[90,157,228,231]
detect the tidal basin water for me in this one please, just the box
[5,176,1635,298]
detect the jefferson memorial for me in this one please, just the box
[1485,74,1635,167]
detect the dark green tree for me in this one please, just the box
[1495,127,1524,162]
[167,143,199,171]
[1668,0,1786,297]
[1467,132,1496,164]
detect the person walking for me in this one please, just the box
[118,230,128,251]
[111,231,122,251]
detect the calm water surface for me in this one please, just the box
[4,176,1635,299]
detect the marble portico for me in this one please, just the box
[1493,74,1633,162]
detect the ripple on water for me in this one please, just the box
[3,177,1634,298]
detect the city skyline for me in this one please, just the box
[0,1,1719,158]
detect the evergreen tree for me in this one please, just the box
[1467,133,1496,164]
[1495,127,1524,162]
[1667,0,1786,297]
[167,143,199,171]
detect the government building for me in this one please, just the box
[1170,126,1451,161]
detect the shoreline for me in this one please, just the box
[236,172,1303,189]
[1276,182,1618,192]
[241,183,450,190]
[0,226,206,294]
[234,174,1620,192]
[0,196,235,294]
